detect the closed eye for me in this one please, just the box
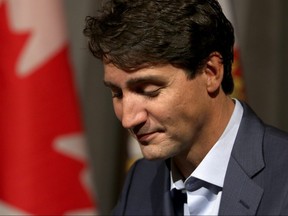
[135,87,163,98]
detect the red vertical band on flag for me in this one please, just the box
[0,1,97,215]
[232,47,245,100]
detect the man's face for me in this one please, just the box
[104,64,212,160]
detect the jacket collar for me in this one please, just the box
[149,102,266,215]
[219,102,265,215]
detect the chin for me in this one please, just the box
[141,150,172,161]
[140,142,177,161]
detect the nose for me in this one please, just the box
[115,96,147,130]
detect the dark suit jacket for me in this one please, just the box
[112,103,288,215]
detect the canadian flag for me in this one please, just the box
[0,0,97,215]
[218,0,246,100]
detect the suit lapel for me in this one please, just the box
[150,160,174,215]
[219,103,265,215]
[219,157,264,215]
[148,103,266,215]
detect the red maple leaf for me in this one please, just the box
[0,3,95,214]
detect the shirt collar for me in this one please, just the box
[171,99,243,190]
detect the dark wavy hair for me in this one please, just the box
[83,0,235,94]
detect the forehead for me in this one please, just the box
[103,64,184,84]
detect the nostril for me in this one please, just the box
[131,122,146,135]
[122,110,148,130]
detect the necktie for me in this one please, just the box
[171,188,187,216]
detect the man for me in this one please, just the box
[83,0,288,215]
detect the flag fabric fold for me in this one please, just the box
[0,0,97,214]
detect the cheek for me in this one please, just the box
[147,92,185,120]
[147,97,182,128]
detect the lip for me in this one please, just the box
[136,132,158,143]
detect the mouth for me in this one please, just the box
[136,131,159,144]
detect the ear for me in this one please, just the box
[204,52,224,94]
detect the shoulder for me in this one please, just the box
[120,158,167,199]
[234,101,288,173]
[257,125,288,214]
[241,102,288,145]
[264,125,288,143]
[112,158,169,215]
[262,125,288,160]
[243,101,288,161]
[132,157,166,170]
[127,158,167,182]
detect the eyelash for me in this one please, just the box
[112,91,123,99]
[111,88,162,99]
[140,89,161,98]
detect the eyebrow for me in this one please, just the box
[103,80,117,88]
[103,75,166,89]
[126,75,166,87]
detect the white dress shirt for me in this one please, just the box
[170,99,243,215]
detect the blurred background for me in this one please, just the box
[65,0,288,213]
[1,0,288,215]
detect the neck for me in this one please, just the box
[173,95,235,179]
